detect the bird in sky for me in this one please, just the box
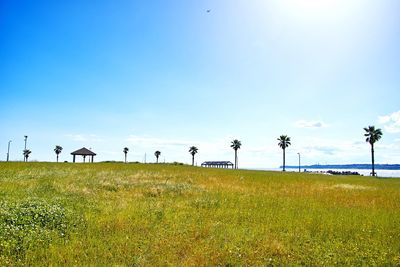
[206,9,211,13]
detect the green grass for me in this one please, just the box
[1,162,400,266]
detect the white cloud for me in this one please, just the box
[295,120,328,128]
[379,110,400,133]
[378,115,391,124]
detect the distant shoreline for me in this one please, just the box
[283,164,400,170]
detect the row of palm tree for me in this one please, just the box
[22,145,62,162]
[121,126,381,176]
[31,126,383,177]
[120,143,232,167]
[276,126,383,176]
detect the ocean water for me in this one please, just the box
[252,168,400,178]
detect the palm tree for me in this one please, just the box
[364,125,383,177]
[277,135,291,171]
[54,145,63,162]
[189,146,198,166]
[154,151,161,163]
[230,139,242,169]
[123,147,129,163]
[23,149,31,162]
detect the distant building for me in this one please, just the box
[201,161,234,169]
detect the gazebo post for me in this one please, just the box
[73,155,76,163]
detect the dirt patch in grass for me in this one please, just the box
[332,184,375,190]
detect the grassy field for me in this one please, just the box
[0,162,399,266]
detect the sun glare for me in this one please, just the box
[279,0,344,20]
[289,0,338,12]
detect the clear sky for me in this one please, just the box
[1,0,400,167]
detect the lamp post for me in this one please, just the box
[24,135,28,150]
[24,135,28,162]
[297,152,301,173]
[7,140,12,162]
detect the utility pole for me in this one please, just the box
[297,153,301,173]
[7,140,11,162]
[24,135,28,162]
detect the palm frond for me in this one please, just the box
[189,146,198,154]
[277,135,291,149]
[230,139,242,150]
[363,125,383,145]
[54,145,63,154]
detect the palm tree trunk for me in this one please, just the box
[57,155,59,163]
[235,150,237,169]
[283,148,286,171]
[371,144,375,176]
[192,155,194,166]
[156,157,159,163]
[125,153,127,163]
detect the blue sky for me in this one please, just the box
[1,0,400,167]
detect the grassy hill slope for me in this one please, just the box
[1,162,399,265]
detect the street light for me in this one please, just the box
[7,140,12,162]
[24,135,28,150]
[297,152,301,173]
[24,135,28,162]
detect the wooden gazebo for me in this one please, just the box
[71,147,96,163]
[201,161,234,169]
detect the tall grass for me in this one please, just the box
[0,162,399,265]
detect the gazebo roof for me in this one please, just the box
[71,147,96,156]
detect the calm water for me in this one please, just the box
[252,168,400,178]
